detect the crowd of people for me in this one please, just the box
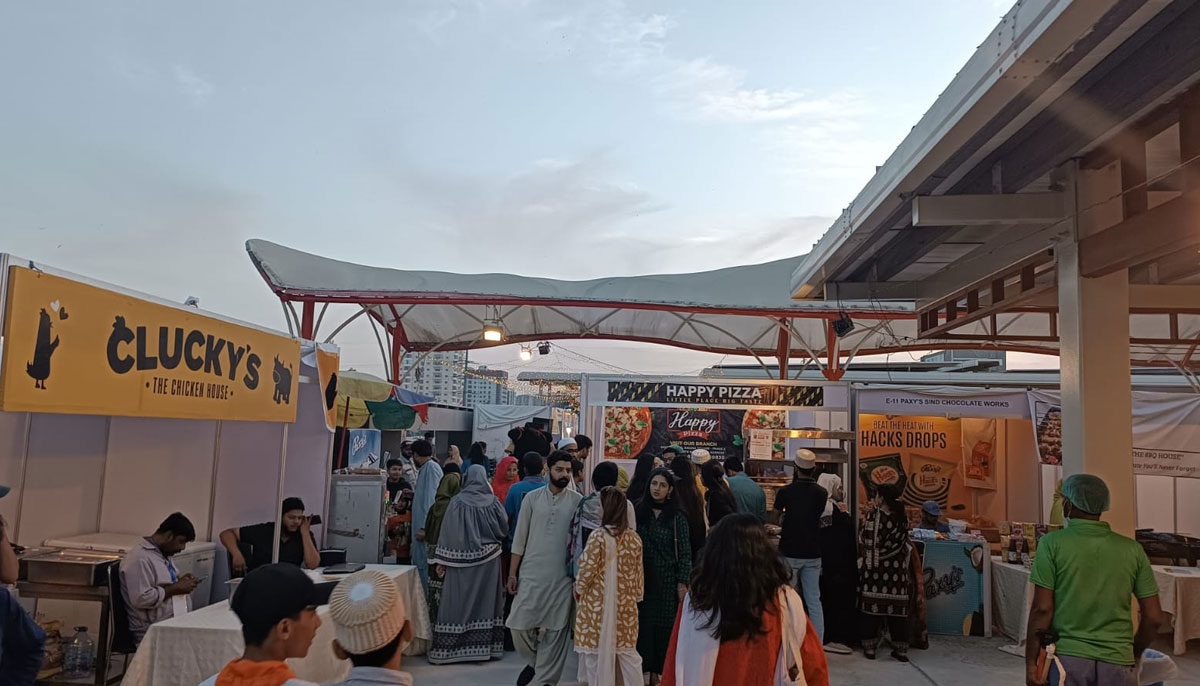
[0,428,1164,686]
[392,433,836,686]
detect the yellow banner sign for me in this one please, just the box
[1,267,299,422]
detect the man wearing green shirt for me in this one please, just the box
[723,457,767,522]
[1025,474,1163,686]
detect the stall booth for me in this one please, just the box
[0,257,427,685]
[579,375,851,508]
[854,385,1037,640]
[855,383,1200,653]
[472,404,576,463]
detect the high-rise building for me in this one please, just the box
[398,351,467,405]
[463,365,516,408]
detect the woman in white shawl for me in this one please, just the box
[663,514,829,686]
[428,464,509,664]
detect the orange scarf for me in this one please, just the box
[214,659,297,686]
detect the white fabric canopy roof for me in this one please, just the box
[248,240,1198,368]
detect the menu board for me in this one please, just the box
[748,429,778,461]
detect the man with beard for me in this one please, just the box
[220,498,320,575]
[507,450,582,686]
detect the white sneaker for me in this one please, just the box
[824,642,853,655]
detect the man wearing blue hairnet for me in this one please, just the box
[1025,474,1164,686]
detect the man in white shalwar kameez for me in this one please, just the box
[506,451,582,686]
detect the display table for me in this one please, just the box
[121,565,430,686]
[990,557,1200,655]
[918,539,991,637]
[991,558,1031,642]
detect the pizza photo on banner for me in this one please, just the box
[603,406,750,461]
[858,414,970,520]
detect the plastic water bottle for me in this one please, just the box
[63,626,95,678]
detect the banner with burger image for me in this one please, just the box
[858,414,971,523]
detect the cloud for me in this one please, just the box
[363,144,829,277]
[172,65,214,105]
[656,58,867,123]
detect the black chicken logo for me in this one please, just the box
[324,372,338,412]
[26,306,64,389]
[272,356,293,405]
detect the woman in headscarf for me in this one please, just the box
[816,473,857,654]
[636,467,691,685]
[617,466,631,492]
[429,464,510,664]
[858,482,913,662]
[424,460,462,626]
[662,515,829,686]
[574,487,644,686]
[489,453,520,653]
[490,455,519,504]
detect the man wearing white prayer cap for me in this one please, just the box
[328,570,415,686]
[767,448,828,643]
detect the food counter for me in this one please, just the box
[917,538,991,637]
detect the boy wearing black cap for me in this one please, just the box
[200,564,322,686]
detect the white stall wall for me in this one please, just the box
[1006,419,1041,524]
[1177,478,1200,536]
[0,412,29,539]
[19,414,109,546]
[283,382,334,538]
[1137,475,1176,533]
[211,421,285,538]
[100,417,218,539]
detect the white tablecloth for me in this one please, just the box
[121,565,430,686]
[991,558,1032,642]
[990,556,1200,655]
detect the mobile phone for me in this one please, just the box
[308,514,322,526]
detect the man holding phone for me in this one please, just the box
[121,512,202,644]
[220,498,321,575]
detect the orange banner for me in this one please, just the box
[1,267,299,422]
[315,345,340,431]
[858,414,970,518]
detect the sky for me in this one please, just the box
[0,1,1042,382]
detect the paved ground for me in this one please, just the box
[401,636,1200,685]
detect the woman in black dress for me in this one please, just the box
[700,460,738,527]
[669,456,707,562]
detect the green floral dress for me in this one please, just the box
[636,508,691,674]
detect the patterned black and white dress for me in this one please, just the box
[857,503,911,618]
